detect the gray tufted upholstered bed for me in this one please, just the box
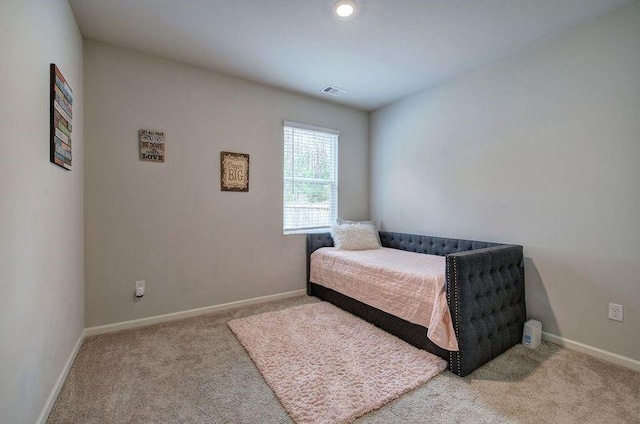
[306,231,526,377]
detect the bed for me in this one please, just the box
[307,231,526,377]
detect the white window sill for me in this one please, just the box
[283,227,331,236]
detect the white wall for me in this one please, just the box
[0,1,84,422]
[370,2,640,360]
[84,41,369,327]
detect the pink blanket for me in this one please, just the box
[310,247,459,351]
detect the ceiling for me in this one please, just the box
[69,0,632,111]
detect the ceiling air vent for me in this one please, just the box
[322,86,347,97]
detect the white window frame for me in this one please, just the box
[283,120,339,235]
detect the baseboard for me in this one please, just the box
[84,289,306,336]
[542,331,640,372]
[36,332,84,424]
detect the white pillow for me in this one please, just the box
[331,223,381,251]
[336,219,381,245]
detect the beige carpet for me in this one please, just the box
[48,295,640,423]
[228,302,447,423]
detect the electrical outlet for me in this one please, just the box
[135,280,145,298]
[608,303,623,322]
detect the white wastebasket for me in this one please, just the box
[522,319,542,349]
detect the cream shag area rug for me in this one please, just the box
[228,301,447,424]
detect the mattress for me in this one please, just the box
[310,247,459,351]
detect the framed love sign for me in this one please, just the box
[139,129,165,162]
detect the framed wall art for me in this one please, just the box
[220,151,249,192]
[50,64,73,170]
[139,129,165,162]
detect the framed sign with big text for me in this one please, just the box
[220,151,249,192]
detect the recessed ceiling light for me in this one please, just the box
[334,0,356,18]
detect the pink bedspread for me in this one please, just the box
[310,247,459,351]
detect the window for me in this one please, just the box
[283,121,339,234]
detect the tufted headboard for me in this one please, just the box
[379,231,500,255]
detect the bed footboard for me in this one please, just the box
[446,245,525,376]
